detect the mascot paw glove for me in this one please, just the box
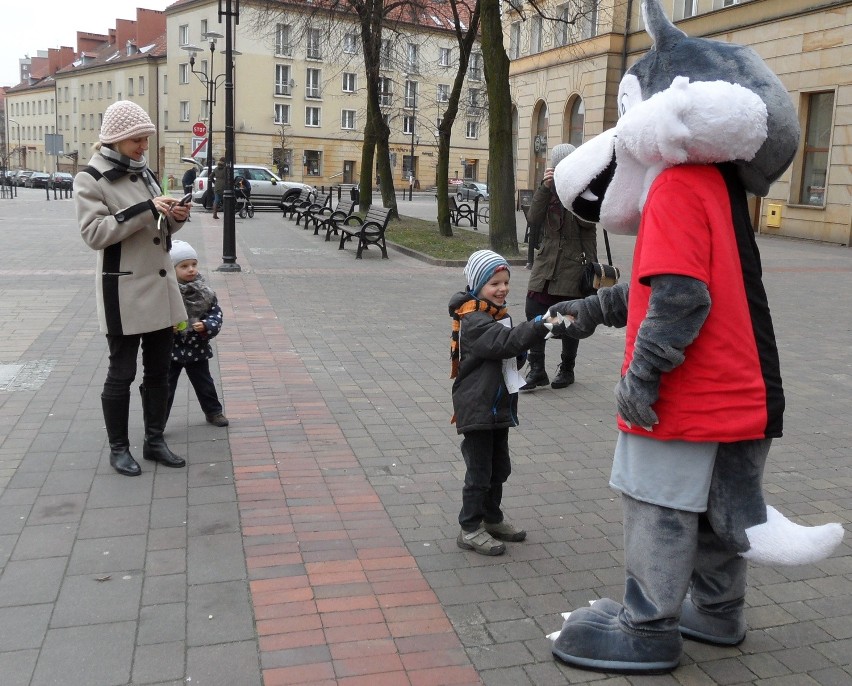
[548,300,596,339]
[615,371,660,431]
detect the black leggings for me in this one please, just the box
[103,327,173,398]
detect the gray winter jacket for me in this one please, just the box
[75,153,187,336]
[449,291,549,433]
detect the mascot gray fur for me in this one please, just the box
[546,0,844,674]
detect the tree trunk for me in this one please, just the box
[480,0,518,255]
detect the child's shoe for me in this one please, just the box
[457,527,506,556]
[206,413,229,427]
[485,520,527,542]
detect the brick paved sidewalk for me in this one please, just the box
[0,192,850,685]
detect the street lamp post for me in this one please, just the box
[217,0,241,272]
[8,119,21,198]
[182,32,224,210]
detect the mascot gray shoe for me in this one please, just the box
[545,0,844,674]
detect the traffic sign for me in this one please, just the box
[192,122,207,136]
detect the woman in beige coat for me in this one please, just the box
[75,100,190,476]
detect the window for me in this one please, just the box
[341,109,356,130]
[439,47,451,67]
[567,96,585,147]
[180,101,190,121]
[510,22,521,59]
[201,19,208,35]
[128,78,134,96]
[307,27,322,60]
[344,32,358,54]
[305,150,322,176]
[81,117,86,131]
[404,80,417,109]
[275,23,292,56]
[342,72,356,93]
[407,43,419,73]
[89,84,94,100]
[179,63,189,84]
[437,84,449,103]
[305,106,321,127]
[64,86,69,102]
[469,53,482,81]
[530,16,543,54]
[98,82,103,99]
[274,103,290,124]
[89,113,94,129]
[306,68,322,99]
[403,115,415,135]
[179,24,190,46]
[380,39,393,69]
[201,100,210,120]
[379,77,393,106]
[275,64,292,96]
[466,121,479,139]
[139,76,145,95]
[578,0,599,39]
[162,75,167,94]
[200,60,209,78]
[556,4,570,46]
[797,91,833,206]
[679,0,696,19]
[468,88,480,108]
[107,81,112,97]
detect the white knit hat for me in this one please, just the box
[99,100,156,144]
[170,240,198,266]
[464,250,510,296]
[551,143,576,167]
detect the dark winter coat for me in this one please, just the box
[449,291,549,433]
[527,182,598,299]
[172,278,223,364]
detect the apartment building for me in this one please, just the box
[164,0,489,190]
[504,0,852,245]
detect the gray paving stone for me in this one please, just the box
[0,604,52,651]
[186,581,255,646]
[0,557,67,607]
[187,532,247,584]
[10,522,77,560]
[138,602,186,645]
[77,504,151,539]
[31,622,136,686]
[50,573,143,627]
[132,641,186,684]
[0,648,38,686]
[66,533,147,575]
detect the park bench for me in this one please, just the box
[448,194,476,228]
[337,206,392,259]
[317,198,356,239]
[295,192,329,227]
[281,187,313,219]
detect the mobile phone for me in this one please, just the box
[178,192,193,206]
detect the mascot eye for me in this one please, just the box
[617,74,642,118]
[619,96,629,117]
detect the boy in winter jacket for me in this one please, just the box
[449,250,552,555]
[167,240,229,427]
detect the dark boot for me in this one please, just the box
[102,393,141,476]
[140,385,186,468]
[552,337,578,389]
[520,351,549,391]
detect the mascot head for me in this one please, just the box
[554,0,800,235]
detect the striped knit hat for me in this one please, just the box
[464,250,510,296]
[99,100,156,144]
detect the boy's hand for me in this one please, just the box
[192,321,206,332]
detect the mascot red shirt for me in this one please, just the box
[622,164,784,442]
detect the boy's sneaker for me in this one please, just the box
[457,527,506,556]
[484,520,527,542]
[206,413,229,427]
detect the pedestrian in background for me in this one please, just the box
[521,144,598,391]
[212,157,225,219]
[167,240,229,428]
[181,166,197,195]
[75,100,189,477]
[449,250,552,556]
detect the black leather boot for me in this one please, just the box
[520,352,549,391]
[552,337,579,389]
[102,393,141,476]
[140,385,186,468]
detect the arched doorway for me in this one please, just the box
[530,100,548,187]
[563,95,585,147]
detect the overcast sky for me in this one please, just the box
[1,1,174,87]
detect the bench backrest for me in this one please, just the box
[312,193,329,208]
[334,199,355,214]
[447,194,459,209]
[364,206,391,226]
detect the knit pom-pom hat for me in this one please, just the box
[170,240,198,266]
[464,249,510,296]
[99,100,156,144]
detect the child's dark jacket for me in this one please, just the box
[449,291,547,434]
[172,275,223,364]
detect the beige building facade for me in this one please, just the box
[164,0,489,190]
[505,0,852,245]
[5,79,58,173]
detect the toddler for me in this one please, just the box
[168,240,229,427]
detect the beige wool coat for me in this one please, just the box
[75,153,187,336]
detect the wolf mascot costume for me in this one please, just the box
[546,0,844,674]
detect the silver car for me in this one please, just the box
[192,164,313,208]
[456,181,489,203]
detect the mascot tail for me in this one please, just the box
[742,505,844,566]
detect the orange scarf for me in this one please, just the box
[450,298,507,379]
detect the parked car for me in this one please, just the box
[25,172,51,188]
[15,170,34,187]
[456,181,489,203]
[49,172,74,190]
[192,164,313,208]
